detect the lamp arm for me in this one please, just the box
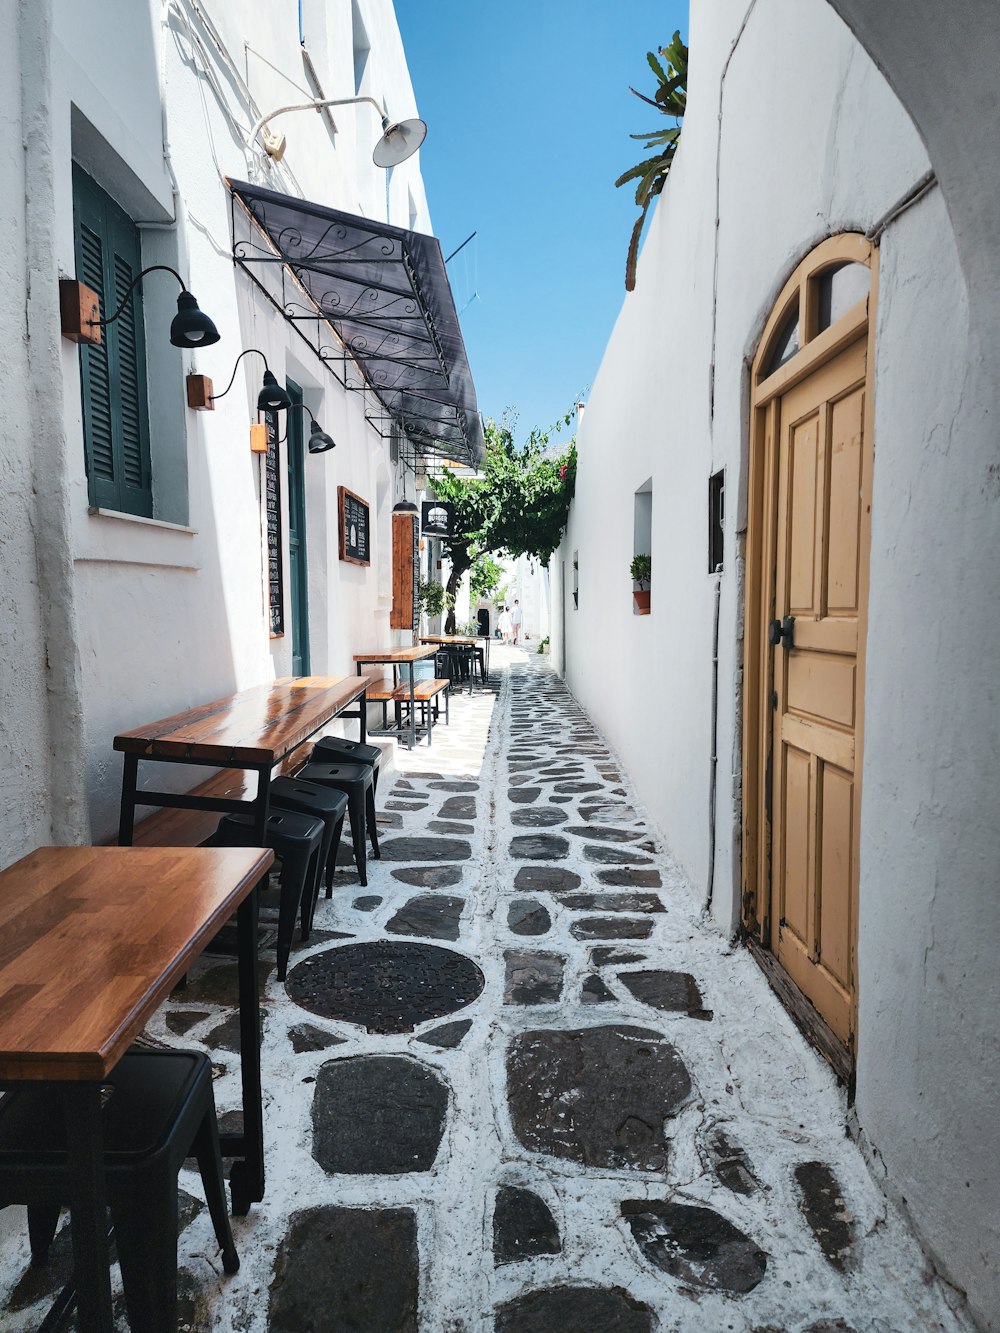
[249,96,387,148]
[278,400,315,444]
[92,264,186,327]
[210,348,270,402]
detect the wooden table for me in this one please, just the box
[353,646,439,749]
[420,634,491,689]
[114,674,372,847]
[0,845,273,1333]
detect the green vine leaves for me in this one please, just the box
[615,31,688,292]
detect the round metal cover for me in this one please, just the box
[285,940,485,1034]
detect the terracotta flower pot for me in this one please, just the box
[633,589,651,615]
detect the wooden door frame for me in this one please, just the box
[741,233,878,1076]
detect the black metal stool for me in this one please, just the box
[311,737,382,871]
[215,807,325,980]
[294,760,378,887]
[0,1049,236,1333]
[269,775,349,922]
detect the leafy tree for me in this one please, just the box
[615,31,688,291]
[430,410,577,631]
[469,554,504,603]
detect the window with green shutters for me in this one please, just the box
[72,165,153,517]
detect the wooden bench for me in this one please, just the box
[393,678,450,744]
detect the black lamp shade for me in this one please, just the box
[392,499,419,514]
[258,370,291,411]
[307,420,336,454]
[170,291,220,348]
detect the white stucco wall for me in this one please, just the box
[18,0,435,840]
[557,0,999,1322]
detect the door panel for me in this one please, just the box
[770,334,867,1043]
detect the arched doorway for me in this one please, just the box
[742,234,876,1073]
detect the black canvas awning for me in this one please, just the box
[228,179,484,467]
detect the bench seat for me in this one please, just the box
[393,678,450,702]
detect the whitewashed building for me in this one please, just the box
[554,0,1000,1324]
[1,0,480,852]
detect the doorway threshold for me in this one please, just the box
[745,937,853,1088]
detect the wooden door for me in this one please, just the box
[743,234,875,1067]
[286,381,310,676]
[770,335,868,1042]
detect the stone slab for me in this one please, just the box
[312,1055,447,1174]
[507,1025,690,1169]
[495,1286,653,1332]
[508,898,552,936]
[621,1200,768,1293]
[510,834,569,860]
[378,837,472,862]
[391,865,463,889]
[560,892,663,914]
[416,1019,473,1049]
[439,795,476,820]
[510,807,568,828]
[619,969,713,1019]
[504,951,564,1004]
[269,1206,418,1332]
[570,917,654,940]
[493,1186,561,1264]
[597,868,663,888]
[386,894,465,941]
[514,866,581,894]
[795,1161,855,1270]
[289,1022,347,1054]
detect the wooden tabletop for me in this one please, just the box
[0,846,273,1081]
[420,636,482,645]
[353,646,439,664]
[113,675,372,765]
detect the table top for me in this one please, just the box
[420,635,483,645]
[0,846,273,1081]
[353,646,439,664]
[113,675,372,765]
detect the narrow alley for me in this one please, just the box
[1,650,969,1332]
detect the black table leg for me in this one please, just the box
[227,884,263,1215]
[65,1082,114,1332]
[117,754,139,847]
[251,764,271,844]
[407,665,416,749]
[359,688,367,744]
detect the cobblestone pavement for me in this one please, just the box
[0,649,973,1331]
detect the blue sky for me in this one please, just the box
[395,1,689,443]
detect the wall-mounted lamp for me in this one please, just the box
[68,264,220,348]
[280,401,336,454]
[250,96,426,169]
[210,349,291,412]
[392,499,419,515]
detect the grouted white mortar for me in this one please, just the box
[0,647,975,1331]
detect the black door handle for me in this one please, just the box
[768,616,795,649]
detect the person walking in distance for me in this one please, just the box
[510,599,524,646]
[497,605,513,644]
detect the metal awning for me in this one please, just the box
[228,179,484,467]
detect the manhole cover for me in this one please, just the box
[285,941,485,1034]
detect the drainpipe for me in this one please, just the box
[705,574,722,912]
[20,0,90,843]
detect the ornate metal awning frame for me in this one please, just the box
[228,179,484,468]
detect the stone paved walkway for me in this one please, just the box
[0,649,973,1331]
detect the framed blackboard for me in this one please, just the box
[264,410,284,637]
[338,486,371,566]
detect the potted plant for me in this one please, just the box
[418,580,454,622]
[630,554,651,614]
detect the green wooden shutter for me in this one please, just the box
[73,166,153,517]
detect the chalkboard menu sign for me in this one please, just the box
[264,410,284,637]
[338,486,371,566]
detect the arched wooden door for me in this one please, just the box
[743,235,877,1069]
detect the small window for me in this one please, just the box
[708,469,725,574]
[73,165,152,517]
[815,262,870,334]
[572,549,579,609]
[761,304,799,379]
[633,481,652,615]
